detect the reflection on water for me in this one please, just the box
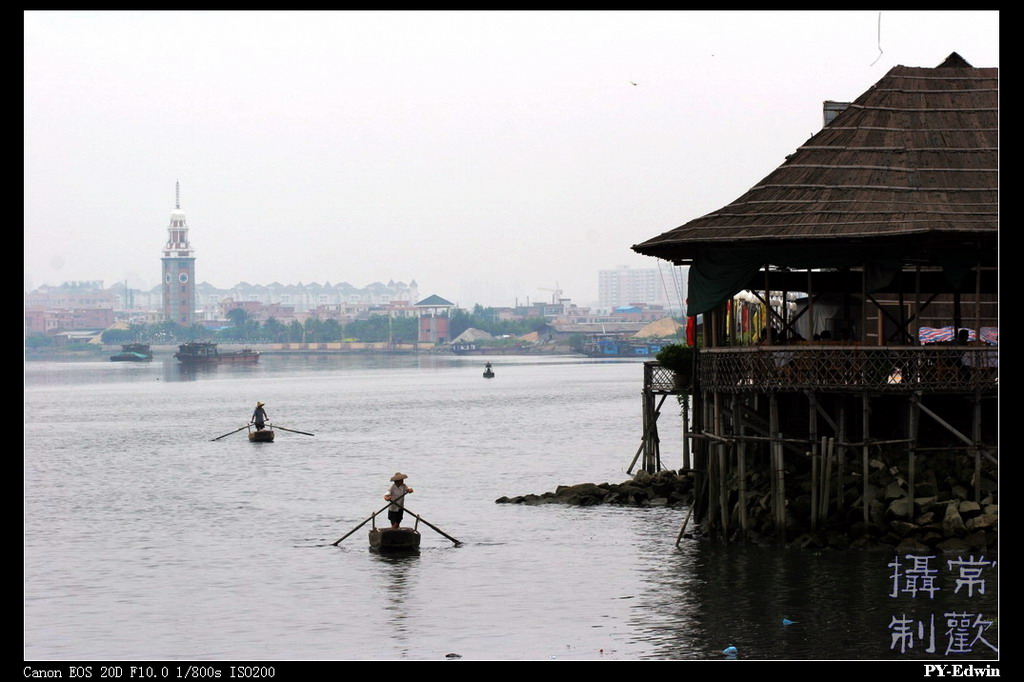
[375,553,421,646]
[24,355,997,661]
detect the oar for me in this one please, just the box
[332,491,409,546]
[211,425,250,441]
[275,425,315,436]
[408,510,462,546]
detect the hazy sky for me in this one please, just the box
[24,10,999,308]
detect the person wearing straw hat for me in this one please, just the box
[384,472,414,529]
[250,401,269,431]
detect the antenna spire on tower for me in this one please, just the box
[175,180,180,210]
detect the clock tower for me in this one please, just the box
[161,181,197,327]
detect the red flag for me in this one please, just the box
[686,316,696,347]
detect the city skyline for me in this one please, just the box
[25,11,1000,308]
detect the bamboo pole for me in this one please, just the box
[332,491,408,546]
[409,511,462,546]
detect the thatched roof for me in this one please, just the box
[632,53,998,316]
[632,53,997,262]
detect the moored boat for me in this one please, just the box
[174,341,260,364]
[110,343,152,362]
[581,338,667,358]
[368,527,421,552]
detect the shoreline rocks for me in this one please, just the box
[496,469,695,508]
[496,453,997,552]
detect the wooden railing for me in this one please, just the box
[645,345,998,394]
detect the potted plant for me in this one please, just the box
[655,343,695,390]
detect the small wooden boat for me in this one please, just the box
[248,425,275,442]
[110,343,152,362]
[369,526,421,552]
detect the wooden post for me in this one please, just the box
[913,264,922,345]
[808,390,818,530]
[705,389,716,538]
[973,390,982,503]
[736,394,748,536]
[837,400,847,513]
[770,392,786,546]
[769,392,778,533]
[715,390,727,537]
[861,263,868,344]
[810,443,818,531]
[682,393,691,470]
[974,259,982,341]
[862,392,871,526]
[821,437,834,522]
[807,269,814,339]
[908,393,920,522]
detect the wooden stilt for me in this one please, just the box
[862,392,871,526]
[974,390,982,503]
[808,390,818,530]
[770,393,786,545]
[908,393,920,521]
[820,437,834,522]
[811,443,818,531]
[837,400,847,513]
[715,391,727,537]
[769,392,778,536]
[736,394,748,536]
[682,393,691,470]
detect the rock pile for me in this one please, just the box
[496,450,997,552]
[496,468,695,508]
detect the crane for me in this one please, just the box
[537,283,563,304]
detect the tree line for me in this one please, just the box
[26,305,552,349]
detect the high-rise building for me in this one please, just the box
[161,181,196,327]
[597,265,685,311]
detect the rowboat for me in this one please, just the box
[248,425,275,442]
[368,527,421,552]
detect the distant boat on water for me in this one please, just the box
[174,341,260,365]
[581,339,667,358]
[110,343,152,362]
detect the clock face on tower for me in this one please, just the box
[179,272,190,284]
[165,273,171,284]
